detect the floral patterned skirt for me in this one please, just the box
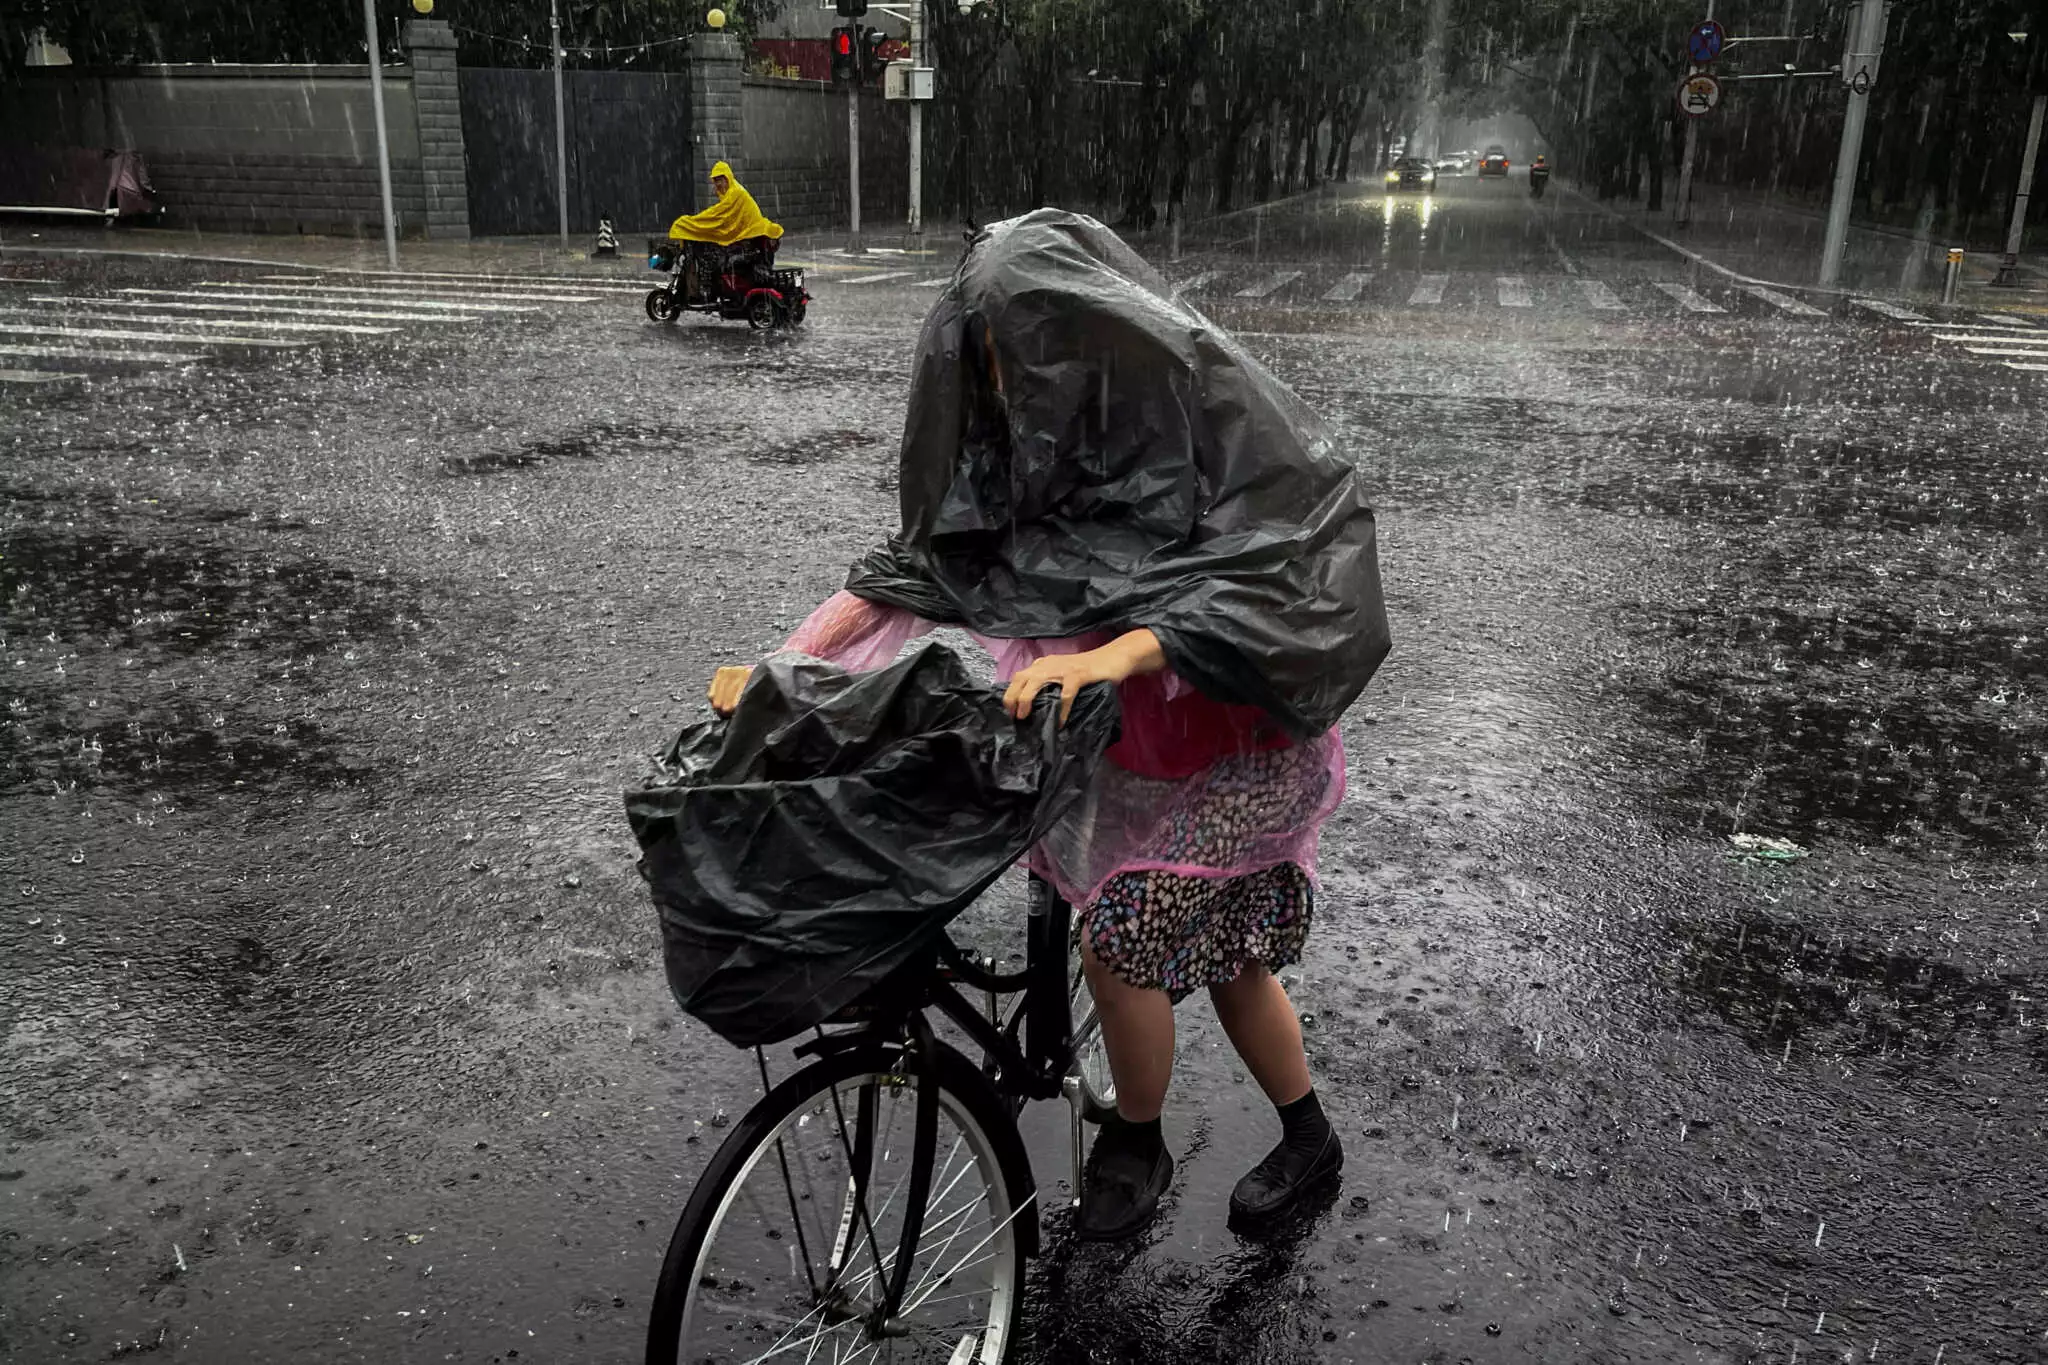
[1080,863,1313,1002]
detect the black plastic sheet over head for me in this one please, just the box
[626,644,1118,1048]
[846,208,1391,739]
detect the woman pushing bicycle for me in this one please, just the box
[707,209,1391,1242]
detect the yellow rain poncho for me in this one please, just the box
[667,161,784,246]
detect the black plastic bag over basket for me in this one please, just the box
[625,644,1119,1049]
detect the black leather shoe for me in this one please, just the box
[1228,1130,1343,1224]
[1076,1139,1173,1242]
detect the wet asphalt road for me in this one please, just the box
[3,175,2046,1364]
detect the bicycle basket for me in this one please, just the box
[625,644,1118,1048]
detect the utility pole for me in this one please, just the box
[551,0,569,247]
[1675,0,1714,227]
[848,76,864,252]
[1819,0,1889,287]
[1993,93,2046,287]
[362,0,398,268]
[907,0,923,238]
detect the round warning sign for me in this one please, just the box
[1677,73,1723,118]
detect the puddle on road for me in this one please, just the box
[439,419,687,475]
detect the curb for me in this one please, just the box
[1560,182,1856,301]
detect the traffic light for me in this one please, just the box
[830,25,857,84]
[859,26,888,84]
[834,0,867,14]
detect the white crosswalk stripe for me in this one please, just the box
[1577,279,1626,311]
[1655,282,1725,314]
[0,322,303,347]
[2006,361,2048,371]
[36,296,485,325]
[1237,270,1303,298]
[1742,285,1827,317]
[1407,274,1447,306]
[1174,270,1220,294]
[194,281,589,305]
[123,288,537,314]
[6,305,394,338]
[1978,313,2036,328]
[2,367,87,384]
[1496,276,1533,307]
[1929,331,2048,346]
[299,269,646,294]
[911,276,950,288]
[1322,272,1372,301]
[0,342,208,365]
[842,271,913,285]
[1852,297,1930,323]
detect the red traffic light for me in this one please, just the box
[834,29,852,55]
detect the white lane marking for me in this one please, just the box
[310,269,645,293]
[1407,274,1447,306]
[1654,281,1726,314]
[1322,272,1372,302]
[1577,279,1626,311]
[1909,320,2043,333]
[195,282,585,305]
[1742,285,1827,317]
[0,278,63,286]
[4,306,392,337]
[1237,270,1303,298]
[2004,360,2048,371]
[1929,331,2048,346]
[0,322,302,347]
[842,271,913,285]
[33,295,481,325]
[313,276,634,298]
[1,368,88,383]
[911,277,950,288]
[1174,270,1220,294]
[1851,297,1930,322]
[1496,276,1533,307]
[1961,345,2048,357]
[122,288,536,314]
[1978,313,2037,328]
[0,342,207,364]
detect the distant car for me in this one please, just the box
[1434,152,1471,174]
[1478,146,1510,177]
[1385,156,1437,191]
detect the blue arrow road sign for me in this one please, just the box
[1687,19,1727,64]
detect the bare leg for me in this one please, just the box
[1209,961,1312,1107]
[1081,932,1175,1122]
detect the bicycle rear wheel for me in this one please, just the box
[647,1042,1031,1364]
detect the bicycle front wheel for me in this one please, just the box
[647,1042,1031,1365]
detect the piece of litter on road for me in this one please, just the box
[405,1233,423,1244]
[1728,833,1807,862]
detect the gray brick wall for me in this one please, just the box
[404,19,470,239]
[1,65,433,236]
[741,78,908,233]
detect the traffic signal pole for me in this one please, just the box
[907,0,923,238]
[1819,0,1889,287]
[1675,0,1713,227]
[848,78,864,253]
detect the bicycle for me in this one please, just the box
[645,875,1119,1364]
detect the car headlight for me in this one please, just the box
[1385,172,1399,183]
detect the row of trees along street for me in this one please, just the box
[6,0,2044,243]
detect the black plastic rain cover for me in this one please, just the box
[846,208,1391,740]
[626,645,1118,1048]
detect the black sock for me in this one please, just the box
[1101,1114,1164,1161]
[1275,1089,1330,1154]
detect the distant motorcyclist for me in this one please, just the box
[667,161,785,301]
[1529,155,1551,199]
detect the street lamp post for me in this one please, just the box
[362,0,400,268]
[551,0,570,247]
[1818,0,1889,287]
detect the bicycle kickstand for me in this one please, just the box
[1061,1073,1086,1215]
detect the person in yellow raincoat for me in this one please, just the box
[668,161,784,302]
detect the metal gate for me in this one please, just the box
[459,68,692,237]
